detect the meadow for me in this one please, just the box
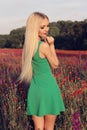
[0,49,87,130]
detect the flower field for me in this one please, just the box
[0,49,87,130]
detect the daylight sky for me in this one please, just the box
[0,0,87,34]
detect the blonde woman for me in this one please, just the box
[20,12,65,130]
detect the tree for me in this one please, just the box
[0,35,8,48]
[8,27,25,48]
[0,20,87,50]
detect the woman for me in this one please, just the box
[20,12,65,130]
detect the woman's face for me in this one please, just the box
[38,18,49,40]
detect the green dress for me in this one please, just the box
[27,41,65,116]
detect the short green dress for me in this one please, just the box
[27,41,65,116]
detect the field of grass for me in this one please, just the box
[0,49,87,130]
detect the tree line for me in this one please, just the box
[0,19,87,50]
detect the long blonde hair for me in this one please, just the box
[19,12,49,83]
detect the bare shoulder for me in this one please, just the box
[39,41,50,58]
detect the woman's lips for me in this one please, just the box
[43,32,48,35]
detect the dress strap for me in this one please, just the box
[33,41,42,59]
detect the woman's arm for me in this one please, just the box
[40,36,59,69]
[49,43,59,67]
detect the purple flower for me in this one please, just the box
[72,112,81,130]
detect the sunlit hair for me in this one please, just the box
[19,12,49,83]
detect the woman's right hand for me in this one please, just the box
[46,36,54,45]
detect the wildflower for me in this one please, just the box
[77,77,80,80]
[62,93,65,98]
[69,71,72,74]
[13,97,18,101]
[81,80,87,86]
[16,106,21,111]
[77,88,83,95]
[72,111,81,130]
[72,91,78,97]
[0,79,2,85]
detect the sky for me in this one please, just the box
[0,0,87,34]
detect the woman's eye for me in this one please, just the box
[47,25,49,27]
[40,26,44,29]
[40,25,49,29]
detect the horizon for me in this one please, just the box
[0,19,87,35]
